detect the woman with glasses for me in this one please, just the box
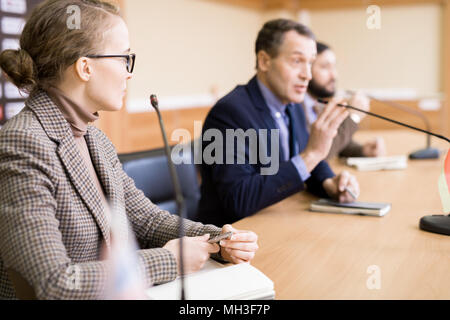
[0,0,258,300]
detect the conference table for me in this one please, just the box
[232,130,450,299]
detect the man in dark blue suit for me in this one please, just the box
[197,19,360,226]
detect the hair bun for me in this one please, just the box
[0,48,36,93]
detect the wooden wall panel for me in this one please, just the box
[358,100,443,132]
[287,0,442,10]
[112,100,442,154]
[120,107,211,153]
[207,0,442,11]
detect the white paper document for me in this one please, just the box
[146,260,275,300]
[346,155,408,171]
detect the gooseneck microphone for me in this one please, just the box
[317,98,450,236]
[346,90,440,159]
[150,94,187,299]
[317,98,450,144]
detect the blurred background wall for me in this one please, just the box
[67,1,450,152]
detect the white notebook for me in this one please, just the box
[146,259,275,300]
[346,155,407,171]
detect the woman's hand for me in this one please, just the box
[219,224,259,264]
[163,234,219,275]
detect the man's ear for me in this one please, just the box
[74,57,92,82]
[256,50,272,72]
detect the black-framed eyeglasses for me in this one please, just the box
[86,53,136,73]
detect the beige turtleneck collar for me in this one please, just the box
[46,86,99,137]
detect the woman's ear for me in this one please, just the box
[74,57,92,82]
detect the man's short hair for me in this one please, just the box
[255,19,316,68]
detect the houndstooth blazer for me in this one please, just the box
[0,90,223,299]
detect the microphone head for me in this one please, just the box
[150,94,159,110]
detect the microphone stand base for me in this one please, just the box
[419,215,450,236]
[409,148,440,160]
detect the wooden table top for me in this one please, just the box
[233,130,450,299]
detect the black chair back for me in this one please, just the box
[118,144,200,220]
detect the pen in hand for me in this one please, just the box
[344,186,357,200]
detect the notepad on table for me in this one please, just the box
[146,259,275,300]
[346,155,407,171]
[310,198,391,217]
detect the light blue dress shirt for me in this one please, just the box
[302,92,319,126]
[256,79,311,182]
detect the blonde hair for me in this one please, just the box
[0,0,120,94]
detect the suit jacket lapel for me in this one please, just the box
[246,76,278,131]
[85,127,123,214]
[247,78,310,154]
[246,76,285,163]
[85,128,130,242]
[57,136,110,247]
[27,91,111,247]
